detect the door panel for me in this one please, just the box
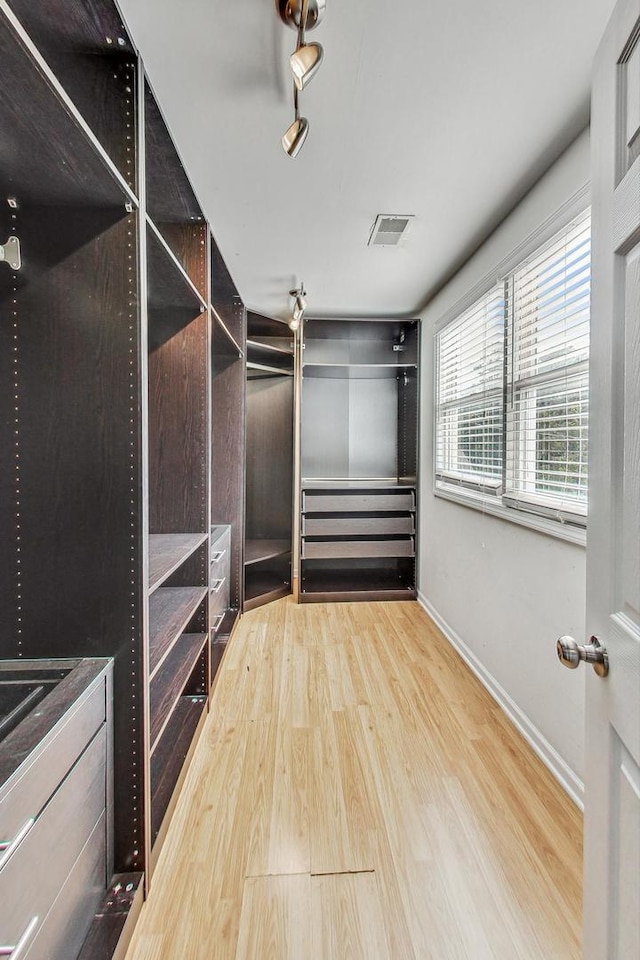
[587,1,640,957]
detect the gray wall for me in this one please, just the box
[418,129,590,802]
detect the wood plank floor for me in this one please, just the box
[125,599,582,960]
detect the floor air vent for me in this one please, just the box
[368,214,414,246]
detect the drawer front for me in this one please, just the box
[303,492,415,513]
[0,725,106,951]
[211,527,231,564]
[303,515,415,536]
[24,813,106,960]
[210,576,229,618]
[0,678,106,843]
[210,548,230,587]
[302,538,415,560]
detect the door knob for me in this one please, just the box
[556,635,609,677]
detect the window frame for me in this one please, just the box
[432,191,590,546]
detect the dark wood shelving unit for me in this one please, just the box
[0,2,249,954]
[211,287,246,630]
[300,319,420,603]
[148,586,208,676]
[244,313,294,611]
[144,64,211,880]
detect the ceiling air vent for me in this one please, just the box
[368,214,414,247]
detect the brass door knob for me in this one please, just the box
[557,635,609,677]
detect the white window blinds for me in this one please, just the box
[434,206,591,530]
[505,211,591,517]
[435,285,505,491]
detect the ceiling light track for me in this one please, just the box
[277,0,325,158]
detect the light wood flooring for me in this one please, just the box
[126,598,582,959]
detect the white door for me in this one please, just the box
[584,0,640,955]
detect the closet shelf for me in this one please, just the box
[247,361,294,377]
[148,586,208,678]
[212,309,244,357]
[146,219,207,312]
[148,533,208,593]
[245,539,291,565]
[0,11,136,207]
[247,339,294,357]
[149,632,207,753]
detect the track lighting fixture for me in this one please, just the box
[289,284,307,330]
[290,41,324,91]
[282,90,309,159]
[276,0,326,158]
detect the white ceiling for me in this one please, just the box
[118,0,616,322]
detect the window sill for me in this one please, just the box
[433,486,587,547]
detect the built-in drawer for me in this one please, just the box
[0,725,106,954]
[210,549,230,586]
[211,526,231,569]
[0,677,106,845]
[210,574,229,619]
[303,491,415,513]
[23,813,106,960]
[302,538,415,560]
[303,515,415,536]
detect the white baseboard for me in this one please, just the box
[417,591,584,810]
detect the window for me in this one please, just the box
[435,209,591,529]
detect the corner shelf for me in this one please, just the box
[245,539,291,565]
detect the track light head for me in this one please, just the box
[282,116,310,158]
[289,284,307,328]
[290,42,324,91]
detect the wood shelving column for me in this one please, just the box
[143,78,210,868]
[210,241,246,648]
[244,313,295,611]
